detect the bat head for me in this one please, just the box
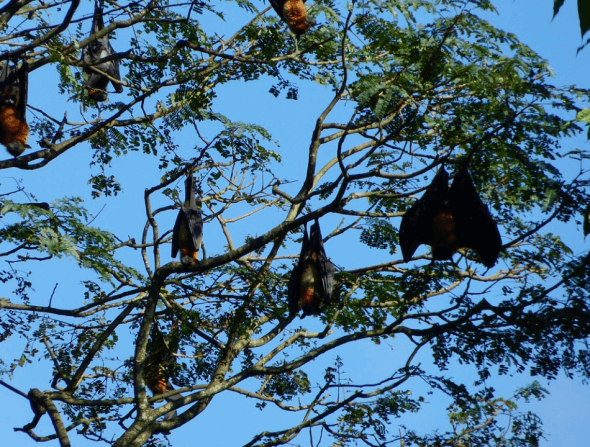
[6,141,27,157]
[88,89,108,102]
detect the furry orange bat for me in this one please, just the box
[145,322,182,421]
[0,61,29,157]
[400,167,502,267]
[269,0,315,38]
[288,219,336,317]
[83,1,124,101]
[171,168,203,265]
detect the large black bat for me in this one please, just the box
[288,219,336,317]
[145,322,182,421]
[269,0,315,38]
[0,60,29,157]
[399,167,502,267]
[171,168,203,265]
[83,1,124,102]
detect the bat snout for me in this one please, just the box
[6,141,26,157]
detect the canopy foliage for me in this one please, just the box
[1,0,590,446]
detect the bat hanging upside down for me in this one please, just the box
[288,219,336,317]
[83,1,124,102]
[269,0,315,38]
[171,167,203,265]
[145,322,182,421]
[399,166,502,268]
[0,60,29,157]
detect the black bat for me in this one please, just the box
[145,322,182,421]
[171,168,203,265]
[269,0,315,38]
[83,1,124,102]
[288,219,336,317]
[399,167,502,267]
[0,60,29,157]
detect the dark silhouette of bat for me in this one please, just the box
[0,60,29,157]
[269,0,315,38]
[288,219,336,317]
[83,1,124,102]
[145,321,182,421]
[171,168,203,265]
[399,167,502,267]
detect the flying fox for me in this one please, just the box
[171,168,203,265]
[145,322,182,421]
[269,0,315,38]
[0,61,29,157]
[83,1,124,102]
[399,167,502,268]
[288,219,336,317]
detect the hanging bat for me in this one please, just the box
[0,60,29,157]
[269,0,315,38]
[399,166,502,267]
[288,219,336,317]
[171,168,203,265]
[145,321,182,421]
[83,1,124,102]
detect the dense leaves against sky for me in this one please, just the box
[1,1,590,446]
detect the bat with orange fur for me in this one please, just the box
[288,219,335,317]
[399,167,502,267]
[0,60,29,157]
[269,0,315,38]
[145,321,182,421]
[171,168,203,265]
[83,1,124,102]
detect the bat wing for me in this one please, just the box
[0,62,14,106]
[84,2,123,96]
[269,0,286,20]
[172,170,203,260]
[171,209,184,258]
[185,207,203,252]
[584,201,590,237]
[400,167,450,262]
[288,226,308,316]
[146,321,182,419]
[287,262,302,316]
[17,61,28,119]
[309,220,335,304]
[318,256,335,305]
[107,48,124,93]
[0,62,27,118]
[0,62,9,88]
[450,169,502,267]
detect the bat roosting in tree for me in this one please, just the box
[83,1,124,102]
[269,0,315,38]
[171,168,203,265]
[145,322,182,421]
[288,219,336,317]
[399,167,502,267]
[0,60,29,157]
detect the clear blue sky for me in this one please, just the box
[2,1,590,446]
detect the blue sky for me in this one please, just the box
[2,0,590,446]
